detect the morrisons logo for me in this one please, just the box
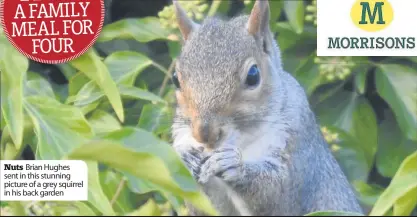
[328,37,415,49]
[352,0,393,32]
[358,2,386,25]
[327,0,415,50]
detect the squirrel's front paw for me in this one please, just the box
[178,149,203,179]
[198,132,242,184]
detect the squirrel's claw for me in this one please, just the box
[179,149,203,179]
[197,146,243,184]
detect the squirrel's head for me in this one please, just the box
[172,0,281,149]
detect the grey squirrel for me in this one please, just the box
[170,0,363,216]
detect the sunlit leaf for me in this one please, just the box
[1,115,34,159]
[24,73,56,98]
[70,49,125,122]
[69,51,155,107]
[283,1,305,34]
[69,82,102,106]
[54,201,97,216]
[88,109,121,135]
[1,142,18,160]
[6,202,27,216]
[101,127,197,192]
[68,72,90,97]
[125,200,161,216]
[375,64,417,141]
[119,86,164,103]
[104,51,153,86]
[85,161,116,216]
[68,137,218,216]
[98,17,171,43]
[370,151,417,216]
[24,96,93,160]
[394,188,417,216]
[0,40,28,149]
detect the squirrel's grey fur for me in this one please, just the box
[171,0,363,216]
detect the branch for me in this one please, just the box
[110,178,126,206]
[158,59,177,97]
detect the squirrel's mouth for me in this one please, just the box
[202,128,238,152]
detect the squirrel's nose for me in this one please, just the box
[192,120,220,145]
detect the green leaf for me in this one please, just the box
[80,101,100,116]
[123,173,157,194]
[0,41,28,149]
[1,115,34,157]
[283,1,305,34]
[138,103,173,135]
[85,161,116,216]
[375,64,417,141]
[370,151,417,216]
[376,109,417,178]
[69,51,154,107]
[394,188,417,216]
[1,110,6,131]
[276,22,300,52]
[101,127,198,192]
[100,127,191,212]
[55,201,97,216]
[24,96,93,160]
[98,17,171,43]
[167,41,181,60]
[104,51,153,86]
[56,63,78,81]
[68,72,91,97]
[354,71,367,94]
[88,110,121,135]
[316,91,377,181]
[68,136,218,216]
[125,200,161,216]
[24,72,56,98]
[304,211,364,216]
[69,82,102,106]
[6,202,27,216]
[331,129,369,182]
[70,49,125,122]
[407,57,417,64]
[353,181,385,208]
[293,53,323,96]
[119,85,164,103]
[70,83,163,107]
[1,142,19,160]
[269,1,284,24]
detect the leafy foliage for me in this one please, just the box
[1,0,416,216]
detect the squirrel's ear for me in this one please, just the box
[173,0,198,41]
[246,0,270,36]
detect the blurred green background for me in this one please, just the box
[0,0,416,216]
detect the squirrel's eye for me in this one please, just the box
[245,65,260,88]
[172,71,181,89]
